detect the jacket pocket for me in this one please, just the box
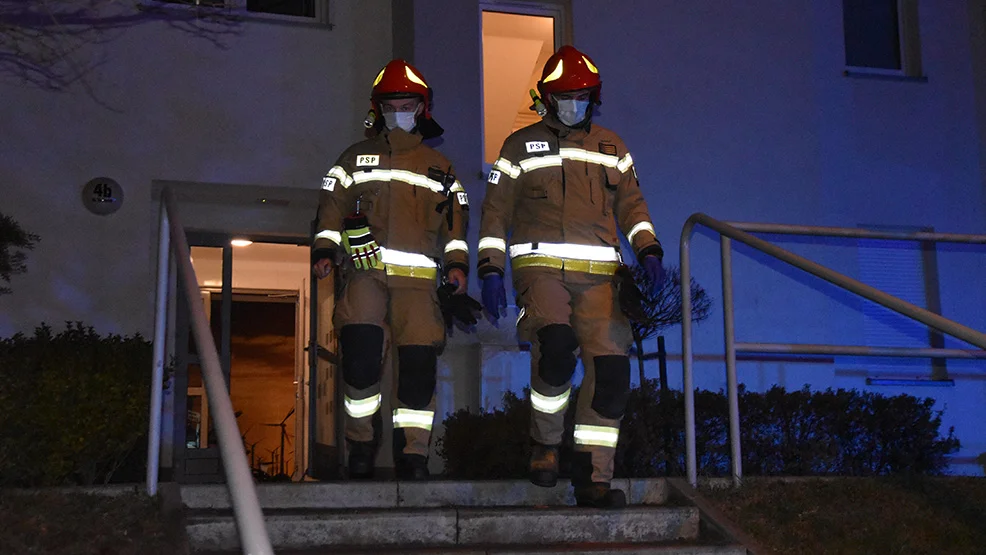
[524,187,548,199]
[604,167,622,189]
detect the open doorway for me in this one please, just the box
[480,4,564,167]
[222,295,297,481]
[174,240,313,483]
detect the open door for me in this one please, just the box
[308,220,344,479]
[172,243,232,484]
[293,277,307,480]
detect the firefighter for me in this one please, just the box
[312,59,470,481]
[478,45,666,507]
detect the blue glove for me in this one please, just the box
[481,273,508,327]
[643,255,667,292]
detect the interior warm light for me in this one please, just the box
[231,239,253,247]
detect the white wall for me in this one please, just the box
[414,0,986,473]
[0,1,393,337]
[4,0,985,474]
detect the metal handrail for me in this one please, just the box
[147,187,274,554]
[680,213,986,487]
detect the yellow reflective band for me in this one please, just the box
[515,149,634,175]
[449,181,465,193]
[582,56,599,74]
[327,165,354,188]
[372,67,386,87]
[405,66,428,87]
[627,221,656,244]
[393,408,434,431]
[478,237,507,253]
[493,157,522,179]
[385,265,437,280]
[559,147,619,168]
[574,424,619,448]
[345,393,382,419]
[380,247,438,280]
[509,242,620,262]
[352,169,446,193]
[531,388,571,414]
[519,155,562,172]
[315,230,342,245]
[512,256,619,276]
[444,240,468,254]
[543,59,564,83]
[381,247,437,268]
[617,153,634,173]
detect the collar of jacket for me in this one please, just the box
[381,127,423,152]
[542,112,592,140]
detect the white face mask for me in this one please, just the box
[555,99,591,126]
[383,110,418,132]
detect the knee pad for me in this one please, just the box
[536,324,579,387]
[340,324,384,390]
[397,345,438,409]
[591,355,631,420]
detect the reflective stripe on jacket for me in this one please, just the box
[478,116,661,276]
[314,128,469,276]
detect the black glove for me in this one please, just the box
[613,264,648,323]
[437,283,483,334]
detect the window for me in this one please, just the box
[247,0,315,18]
[155,0,326,22]
[480,3,565,166]
[842,0,922,77]
[853,228,946,380]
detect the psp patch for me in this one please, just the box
[321,176,337,191]
[488,169,502,184]
[525,141,550,153]
[457,192,469,206]
[356,154,380,167]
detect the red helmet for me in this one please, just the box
[536,45,602,104]
[370,59,433,118]
[366,59,443,138]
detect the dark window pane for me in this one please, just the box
[159,0,225,7]
[843,0,902,69]
[247,0,316,18]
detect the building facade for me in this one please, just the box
[2,0,985,476]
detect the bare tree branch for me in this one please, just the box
[0,0,240,92]
[0,212,40,296]
[630,265,713,343]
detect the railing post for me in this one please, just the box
[163,188,274,555]
[680,220,698,487]
[720,237,742,487]
[147,201,171,496]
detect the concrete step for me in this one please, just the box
[186,505,701,553]
[201,544,748,554]
[181,478,669,511]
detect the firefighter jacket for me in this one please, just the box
[478,115,662,277]
[314,128,469,280]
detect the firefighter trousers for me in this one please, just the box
[334,269,446,458]
[514,266,633,484]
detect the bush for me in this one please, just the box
[438,382,960,479]
[0,322,153,486]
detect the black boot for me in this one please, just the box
[570,450,626,508]
[529,443,560,487]
[347,440,376,479]
[574,482,627,508]
[395,454,429,481]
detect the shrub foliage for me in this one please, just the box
[0,322,152,486]
[438,381,960,479]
